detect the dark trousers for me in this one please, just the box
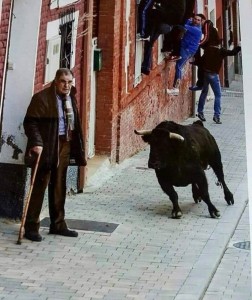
[24,139,71,233]
[138,0,154,38]
[142,22,172,72]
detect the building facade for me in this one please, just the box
[0,0,241,218]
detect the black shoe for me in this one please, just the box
[189,85,202,91]
[49,228,78,237]
[213,116,222,124]
[197,113,206,122]
[24,231,42,242]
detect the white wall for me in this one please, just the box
[0,0,42,164]
[238,0,252,259]
[0,0,2,22]
[50,0,78,9]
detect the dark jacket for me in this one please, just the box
[202,45,241,74]
[23,82,86,169]
[157,0,186,25]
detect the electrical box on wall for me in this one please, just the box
[94,48,102,71]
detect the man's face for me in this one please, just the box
[193,16,202,26]
[55,73,73,95]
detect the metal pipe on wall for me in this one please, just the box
[78,0,94,192]
[222,0,230,87]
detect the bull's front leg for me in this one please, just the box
[196,171,220,218]
[155,170,182,219]
[192,183,202,203]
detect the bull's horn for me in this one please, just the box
[134,129,152,135]
[169,132,184,141]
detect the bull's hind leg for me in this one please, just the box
[209,154,234,205]
[155,171,182,218]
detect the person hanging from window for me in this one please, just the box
[161,0,196,61]
[189,15,220,91]
[196,40,241,124]
[137,0,155,40]
[141,0,186,75]
[166,14,203,95]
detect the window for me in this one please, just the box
[59,7,75,69]
[45,8,78,83]
[134,0,144,86]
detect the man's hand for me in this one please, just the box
[29,146,43,156]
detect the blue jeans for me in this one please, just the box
[197,72,221,118]
[173,47,194,86]
[138,0,155,37]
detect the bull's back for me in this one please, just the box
[185,124,220,166]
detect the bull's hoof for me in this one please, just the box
[209,209,221,218]
[172,210,183,219]
[226,195,234,205]
[193,197,202,204]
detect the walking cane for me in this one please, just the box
[17,151,42,245]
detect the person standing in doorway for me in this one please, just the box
[23,68,86,242]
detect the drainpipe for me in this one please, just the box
[222,0,229,87]
[191,65,196,117]
[78,0,93,192]
[0,0,14,130]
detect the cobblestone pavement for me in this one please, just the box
[0,75,251,299]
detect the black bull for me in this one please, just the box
[135,120,234,218]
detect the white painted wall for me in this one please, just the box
[0,0,42,164]
[0,0,3,22]
[50,0,78,10]
[197,0,204,15]
[239,0,252,259]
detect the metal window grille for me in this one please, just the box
[59,7,75,69]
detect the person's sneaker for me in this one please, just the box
[213,116,222,124]
[166,88,179,96]
[49,228,78,237]
[197,113,206,122]
[136,33,150,41]
[189,85,202,91]
[24,231,42,242]
[166,55,181,62]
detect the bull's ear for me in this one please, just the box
[141,135,151,143]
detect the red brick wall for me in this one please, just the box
[117,64,193,162]
[0,0,12,99]
[95,0,121,161]
[95,1,193,163]
[34,0,86,105]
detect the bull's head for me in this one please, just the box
[134,128,184,169]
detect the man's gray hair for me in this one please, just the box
[55,68,74,80]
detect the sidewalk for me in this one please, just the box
[0,75,250,300]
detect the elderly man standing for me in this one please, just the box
[23,68,86,242]
[167,14,203,95]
